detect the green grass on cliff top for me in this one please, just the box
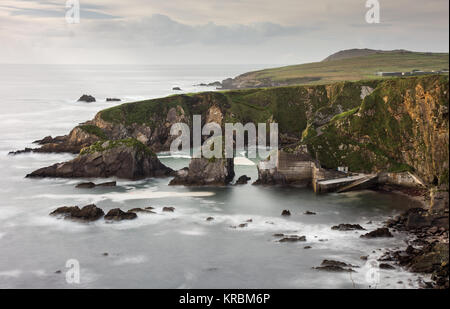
[240,51,449,85]
[80,138,155,156]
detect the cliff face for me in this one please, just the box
[26,75,449,186]
[302,75,449,185]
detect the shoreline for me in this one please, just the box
[375,186,449,289]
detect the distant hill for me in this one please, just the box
[220,49,449,89]
[322,48,411,62]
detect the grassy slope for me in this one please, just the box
[238,51,449,85]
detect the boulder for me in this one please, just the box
[172,87,182,91]
[314,260,357,272]
[26,139,173,180]
[281,210,291,216]
[78,94,96,103]
[50,204,104,221]
[332,224,366,231]
[360,228,393,238]
[235,175,251,185]
[169,157,234,186]
[104,208,137,221]
[162,207,175,212]
[379,263,395,270]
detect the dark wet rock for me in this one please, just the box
[172,87,182,91]
[162,207,175,212]
[75,180,116,189]
[75,182,96,189]
[273,233,285,237]
[145,206,155,210]
[169,157,234,186]
[78,94,96,103]
[55,270,62,274]
[360,256,369,260]
[102,252,109,256]
[281,210,291,216]
[332,223,366,231]
[104,208,137,221]
[304,246,312,249]
[8,148,34,155]
[50,204,104,222]
[246,219,253,223]
[128,208,155,214]
[238,223,248,228]
[304,211,316,215]
[206,217,214,221]
[106,98,121,102]
[360,228,393,238]
[26,139,173,180]
[235,175,251,185]
[314,260,357,272]
[379,263,395,270]
[279,235,306,242]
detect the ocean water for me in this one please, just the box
[0,64,425,288]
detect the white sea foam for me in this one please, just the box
[113,255,148,265]
[0,270,22,278]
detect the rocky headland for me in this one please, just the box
[26,138,173,180]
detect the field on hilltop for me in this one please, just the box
[222,50,449,89]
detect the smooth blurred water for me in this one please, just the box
[0,64,425,288]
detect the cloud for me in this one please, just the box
[91,14,312,46]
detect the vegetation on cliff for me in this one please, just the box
[80,138,155,157]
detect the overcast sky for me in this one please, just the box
[0,0,448,64]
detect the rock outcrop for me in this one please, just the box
[360,228,393,238]
[26,138,173,180]
[78,94,96,103]
[104,208,137,221]
[50,204,104,221]
[169,157,234,186]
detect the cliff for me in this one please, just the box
[25,75,449,186]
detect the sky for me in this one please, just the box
[0,0,448,65]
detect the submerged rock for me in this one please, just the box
[78,94,96,103]
[76,181,116,189]
[304,211,316,215]
[128,208,156,214]
[50,204,104,222]
[162,207,175,212]
[360,228,393,238]
[26,139,173,180]
[279,235,306,242]
[104,208,137,221]
[75,182,96,189]
[332,224,366,231]
[169,157,234,186]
